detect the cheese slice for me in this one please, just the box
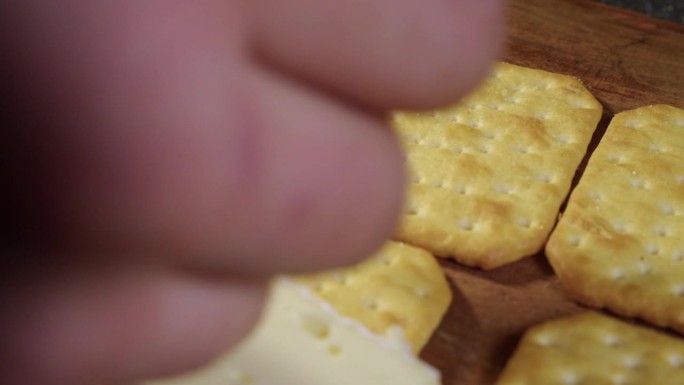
[145,278,441,385]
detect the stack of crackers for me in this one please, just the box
[146,63,683,384]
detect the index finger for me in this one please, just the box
[249,0,505,109]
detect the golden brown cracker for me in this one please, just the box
[496,312,684,385]
[392,62,602,269]
[546,105,684,333]
[295,241,451,354]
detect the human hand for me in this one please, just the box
[1,1,503,384]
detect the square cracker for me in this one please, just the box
[294,241,451,354]
[546,104,684,333]
[496,312,684,385]
[392,62,602,269]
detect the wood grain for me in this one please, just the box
[505,0,684,115]
[420,1,684,384]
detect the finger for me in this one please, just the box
[5,0,404,275]
[207,66,405,274]
[55,65,404,275]
[249,0,506,109]
[3,0,249,252]
[0,261,265,385]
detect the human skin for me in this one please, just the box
[0,1,504,384]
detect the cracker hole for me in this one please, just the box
[660,204,676,216]
[482,131,497,140]
[553,135,571,145]
[503,96,519,104]
[602,334,620,346]
[326,344,342,356]
[477,144,491,154]
[677,175,684,185]
[454,184,467,195]
[449,145,464,154]
[607,153,626,163]
[512,145,531,154]
[415,288,429,299]
[653,225,668,237]
[537,173,553,183]
[330,273,348,285]
[611,221,628,233]
[533,81,551,90]
[458,219,475,231]
[567,234,582,247]
[675,119,684,127]
[495,184,513,194]
[588,191,602,202]
[667,354,683,367]
[636,262,651,275]
[609,268,625,280]
[405,206,419,216]
[534,334,555,347]
[377,255,392,266]
[560,371,580,385]
[570,99,591,109]
[362,299,379,311]
[430,180,445,189]
[649,143,664,153]
[630,179,646,189]
[673,250,683,262]
[534,111,550,120]
[516,217,532,229]
[672,284,684,297]
[443,114,460,123]
[623,119,638,128]
[485,102,501,111]
[622,356,640,369]
[465,120,481,128]
[310,282,324,293]
[611,373,627,385]
[645,244,659,256]
[425,139,441,149]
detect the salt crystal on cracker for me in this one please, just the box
[392,62,602,269]
[547,104,684,333]
[496,312,684,385]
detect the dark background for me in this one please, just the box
[598,0,684,24]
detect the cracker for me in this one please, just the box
[546,105,684,333]
[392,62,602,269]
[496,312,684,385]
[294,241,451,354]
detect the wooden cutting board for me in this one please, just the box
[420,1,684,384]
